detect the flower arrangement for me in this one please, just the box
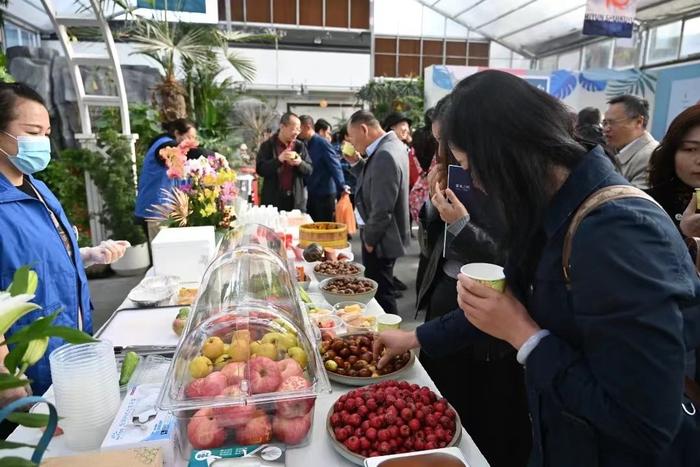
[150,141,239,229]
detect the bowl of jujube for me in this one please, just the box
[326,380,461,465]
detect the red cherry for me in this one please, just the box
[400,407,413,421]
[374,392,385,404]
[348,413,362,427]
[360,437,371,450]
[434,401,447,413]
[404,438,414,450]
[425,414,438,427]
[377,429,391,442]
[416,410,425,420]
[426,434,437,443]
[366,427,377,440]
[339,394,348,402]
[361,420,371,431]
[345,435,361,452]
[357,405,369,418]
[334,401,344,411]
[439,415,450,428]
[389,438,398,450]
[408,419,421,432]
[445,429,454,440]
[345,398,356,411]
[354,427,363,437]
[378,441,391,454]
[446,409,456,420]
[410,384,419,391]
[370,417,383,430]
[386,394,397,405]
[439,441,446,448]
[335,427,349,442]
[330,413,342,427]
[399,425,411,437]
[369,451,380,457]
[366,398,378,411]
[425,440,437,450]
[414,438,425,450]
[388,425,399,439]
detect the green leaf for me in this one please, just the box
[7,267,38,297]
[0,373,30,391]
[7,412,50,428]
[6,311,60,345]
[4,342,28,375]
[42,326,97,344]
[0,440,37,449]
[0,457,37,467]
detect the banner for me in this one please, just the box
[136,0,206,13]
[582,0,638,38]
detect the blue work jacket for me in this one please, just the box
[0,173,93,395]
[135,134,176,218]
[417,148,700,467]
[305,134,345,197]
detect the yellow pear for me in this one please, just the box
[253,342,278,360]
[228,340,250,362]
[287,346,308,369]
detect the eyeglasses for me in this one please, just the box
[602,117,634,128]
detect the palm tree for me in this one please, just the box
[128,13,270,121]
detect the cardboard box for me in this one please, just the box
[41,447,163,467]
[152,226,216,282]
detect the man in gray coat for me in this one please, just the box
[344,110,410,315]
[603,95,658,189]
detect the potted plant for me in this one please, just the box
[0,267,95,465]
[84,130,149,276]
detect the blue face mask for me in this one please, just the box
[0,131,51,174]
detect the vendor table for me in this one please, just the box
[6,279,490,467]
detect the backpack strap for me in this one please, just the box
[562,185,662,284]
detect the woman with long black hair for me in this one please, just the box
[376,70,700,467]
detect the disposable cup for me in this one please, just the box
[49,341,120,450]
[460,263,506,292]
[377,314,402,331]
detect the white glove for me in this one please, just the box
[81,240,131,267]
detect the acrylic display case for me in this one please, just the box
[158,226,330,459]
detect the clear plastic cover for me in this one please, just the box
[158,233,330,454]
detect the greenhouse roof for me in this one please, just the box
[416,0,700,57]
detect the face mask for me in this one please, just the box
[0,132,51,174]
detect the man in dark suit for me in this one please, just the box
[256,112,313,211]
[298,115,345,222]
[344,110,410,314]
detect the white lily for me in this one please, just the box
[0,293,40,337]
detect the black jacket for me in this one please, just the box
[256,133,312,211]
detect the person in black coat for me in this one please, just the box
[256,112,313,212]
[413,96,531,467]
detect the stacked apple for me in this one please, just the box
[320,333,410,378]
[329,381,458,458]
[184,325,314,449]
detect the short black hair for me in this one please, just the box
[299,114,314,127]
[0,82,47,132]
[163,118,195,135]
[349,110,381,128]
[577,107,601,127]
[608,95,650,127]
[280,112,299,126]
[314,118,331,133]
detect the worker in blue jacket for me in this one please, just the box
[299,116,346,222]
[375,71,700,466]
[0,82,128,401]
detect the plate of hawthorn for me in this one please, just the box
[326,380,462,465]
[319,333,414,386]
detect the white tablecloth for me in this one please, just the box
[7,281,490,467]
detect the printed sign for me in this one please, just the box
[583,0,638,38]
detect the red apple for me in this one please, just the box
[276,376,314,418]
[277,358,303,380]
[272,411,312,445]
[249,356,282,394]
[200,371,228,397]
[213,402,257,428]
[235,411,272,445]
[221,362,246,385]
[185,378,206,398]
[187,408,225,449]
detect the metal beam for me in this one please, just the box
[416,0,536,58]
[473,0,539,30]
[497,3,586,40]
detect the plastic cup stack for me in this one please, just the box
[49,340,120,451]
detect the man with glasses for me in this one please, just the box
[603,95,658,189]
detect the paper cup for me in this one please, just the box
[377,314,402,331]
[460,263,506,292]
[341,141,356,157]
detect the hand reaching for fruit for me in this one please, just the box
[373,330,420,369]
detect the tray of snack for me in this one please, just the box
[319,333,414,386]
[327,380,462,465]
